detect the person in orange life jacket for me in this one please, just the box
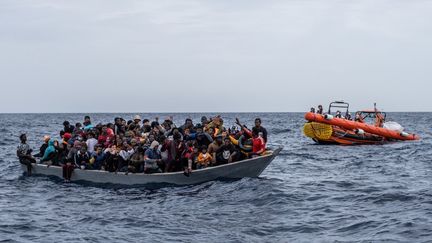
[197,145,212,169]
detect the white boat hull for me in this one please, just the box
[21,147,283,187]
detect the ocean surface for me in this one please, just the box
[0,112,431,243]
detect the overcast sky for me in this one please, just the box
[0,0,431,113]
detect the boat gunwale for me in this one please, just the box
[32,146,283,177]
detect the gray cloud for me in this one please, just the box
[0,0,431,113]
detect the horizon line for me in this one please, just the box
[1,111,432,114]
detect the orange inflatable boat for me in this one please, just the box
[303,101,420,145]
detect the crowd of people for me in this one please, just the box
[17,115,268,181]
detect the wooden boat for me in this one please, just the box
[304,101,419,145]
[21,147,283,187]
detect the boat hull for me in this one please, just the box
[21,147,283,187]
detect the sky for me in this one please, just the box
[0,0,431,113]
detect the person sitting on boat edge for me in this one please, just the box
[17,134,36,175]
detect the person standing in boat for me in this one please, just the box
[252,118,268,144]
[17,134,36,175]
[62,121,75,134]
[317,105,323,114]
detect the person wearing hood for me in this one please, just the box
[144,141,162,174]
[34,135,51,158]
[40,139,57,164]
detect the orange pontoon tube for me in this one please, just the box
[303,101,420,145]
[305,112,419,141]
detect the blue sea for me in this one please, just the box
[0,113,431,242]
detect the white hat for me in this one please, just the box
[134,115,141,121]
[150,141,159,149]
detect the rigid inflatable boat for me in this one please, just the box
[303,101,419,145]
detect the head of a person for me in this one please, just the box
[19,134,27,143]
[43,135,51,143]
[143,119,150,126]
[151,121,159,130]
[224,137,231,146]
[133,115,141,124]
[201,116,208,124]
[310,107,315,113]
[173,133,182,141]
[201,145,207,154]
[63,121,70,128]
[148,134,155,143]
[75,123,82,129]
[114,117,121,125]
[195,124,203,134]
[150,141,159,150]
[185,118,193,127]
[336,110,341,115]
[63,133,72,141]
[193,146,199,154]
[84,116,91,123]
[102,126,107,134]
[79,146,87,154]
[215,135,223,144]
[318,105,323,109]
[208,127,215,135]
[96,146,102,154]
[255,118,262,128]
